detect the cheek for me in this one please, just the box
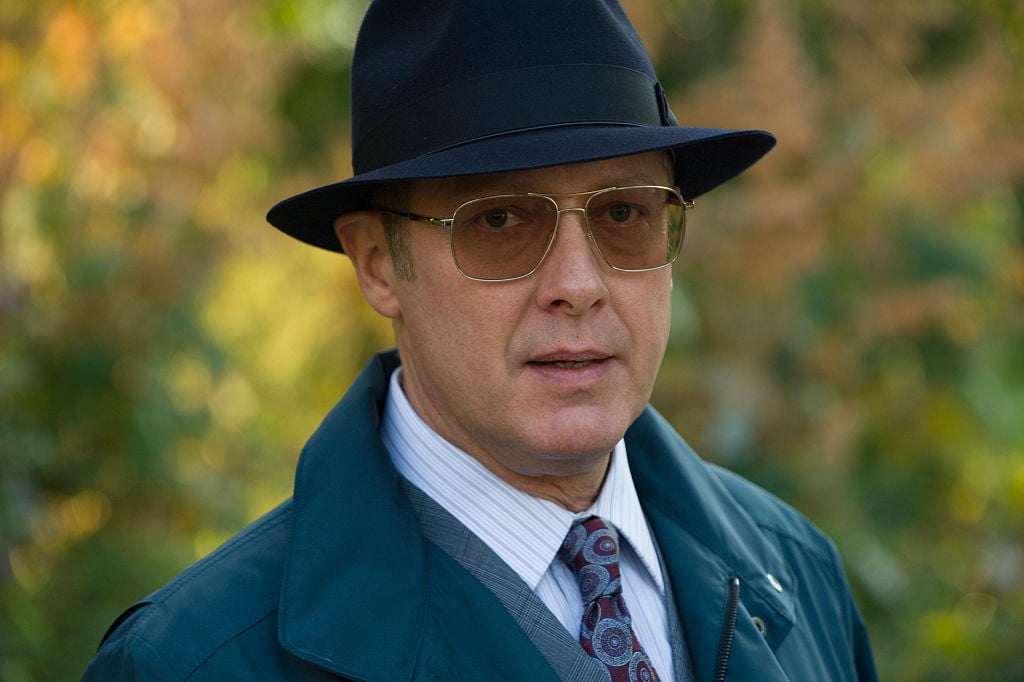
[398,279,513,370]
[628,277,673,341]
[644,311,671,372]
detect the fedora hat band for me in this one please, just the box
[352,64,677,175]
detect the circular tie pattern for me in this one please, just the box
[629,651,658,682]
[577,564,611,602]
[561,522,588,558]
[592,617,633,667]
[582,528,619,565]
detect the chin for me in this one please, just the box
[547,405,634,442]
[530,429,623,463]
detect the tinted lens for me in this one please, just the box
[451,195,556,280]
[585,187,685,271]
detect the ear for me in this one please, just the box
[334,211,402,319]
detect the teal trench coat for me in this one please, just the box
[84,351,878,681]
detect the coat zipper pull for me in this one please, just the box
[714,577,741,682]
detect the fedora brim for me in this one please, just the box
[266,124,775,252]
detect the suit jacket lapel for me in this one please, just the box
[401,479,607,682]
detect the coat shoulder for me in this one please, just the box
[629,406,844,572]
[83,501,295,681]
[705,462,844,567]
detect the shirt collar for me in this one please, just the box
[381,367,665,594]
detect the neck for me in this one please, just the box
[466,448,612,512]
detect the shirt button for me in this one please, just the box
[752,616,768,637]
[766,573,784,593]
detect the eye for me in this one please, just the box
[455,196,549,236]
[462,203,534,231]
[483,209,510,228]
[607,203,635,223]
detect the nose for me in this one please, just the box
[533,207,608,314]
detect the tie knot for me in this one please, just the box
[558,516,623,602]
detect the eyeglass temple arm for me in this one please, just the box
[377,207,453,228]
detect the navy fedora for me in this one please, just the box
[267,0,776,252]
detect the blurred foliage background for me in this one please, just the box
[1,0,1021,679]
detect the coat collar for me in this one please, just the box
[278,351,429,680]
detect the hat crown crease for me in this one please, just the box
[352,63,670,175]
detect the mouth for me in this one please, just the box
[528,354,610,370]
[549,360,595,369]
[525,352,612,387]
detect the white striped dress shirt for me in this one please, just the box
[381,367,675,680]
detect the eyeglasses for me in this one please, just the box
[377,185,692,282]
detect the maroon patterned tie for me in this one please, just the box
[558,517,662,682]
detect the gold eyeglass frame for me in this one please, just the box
[376,185,694,282]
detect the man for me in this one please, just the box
[85,1,878,680]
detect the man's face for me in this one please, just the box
[374,152,674,484]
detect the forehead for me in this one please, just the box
[408,151,673,207]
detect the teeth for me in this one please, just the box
[553,360,591,369]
